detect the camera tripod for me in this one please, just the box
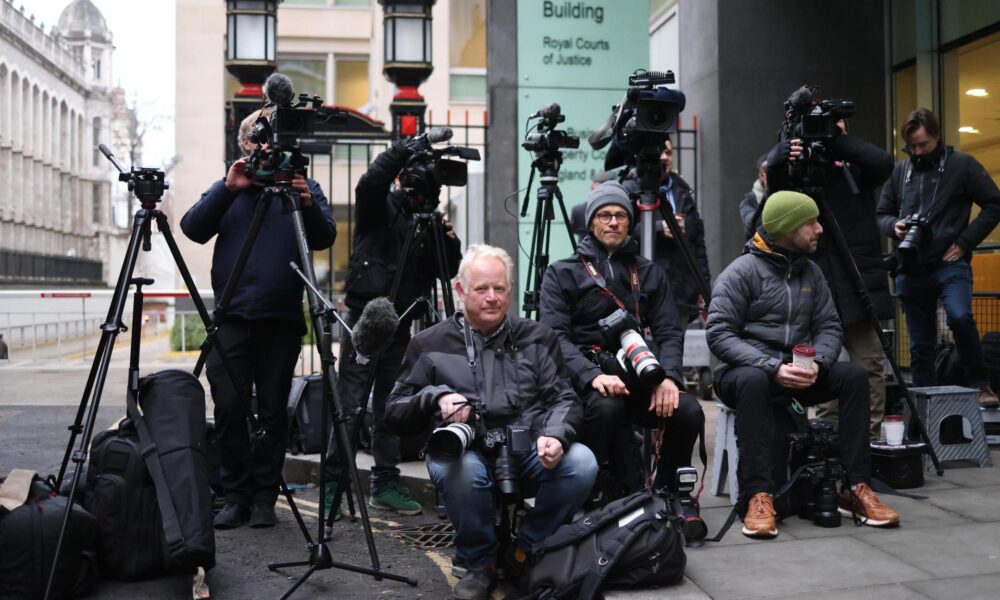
[520,150,577,320]
[324,203,457,526]
[191,171,416,598]
[45,146,225,600]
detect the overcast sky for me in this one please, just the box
[19,0,176,169]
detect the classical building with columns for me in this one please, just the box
[0,0,131,287]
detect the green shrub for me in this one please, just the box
[171,314,207,352]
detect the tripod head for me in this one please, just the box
[99,144,168,208]
[520,103,579,217]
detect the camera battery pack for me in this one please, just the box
[870,441,926,489]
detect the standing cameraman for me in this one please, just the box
[877,108,1000,407]
[539,181,705,510]
[766,114,894,438]
[181,107,336,529]
[323,137,462,517]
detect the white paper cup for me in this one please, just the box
[884,415,904,446]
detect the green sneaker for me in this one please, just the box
[321,482,343,521]
[369,482,422,515]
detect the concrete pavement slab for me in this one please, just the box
[858,521,1000,579]
[766,582,932,600]
[684,537,929,599]
[779,493,972,539]
[906,572,1000,600]
[605,575,712,599]
[925,456,1000,488]
[920,484,1000,522]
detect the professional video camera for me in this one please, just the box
[522,103,580,155]
[399,128,481,213]
[895,213,930,275]
[425,400,533,499]
[786,419,846,528]
[779,85,855,184]
[597,308,667,390]
[244,72,347,180]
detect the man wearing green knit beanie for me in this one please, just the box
[762,190,822,253]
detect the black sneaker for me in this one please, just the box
[249,502,277,528]
[213,502,249,530]
[452,565,496,600]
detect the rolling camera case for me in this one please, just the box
[87,369,215,580]
[0,474,100,599]
[523,489,686,600]
[870,442,926,489]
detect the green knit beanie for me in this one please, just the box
[762,191,819,239]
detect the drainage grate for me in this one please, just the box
[387,521,455,549]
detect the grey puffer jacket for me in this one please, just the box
[706,233,842,383]
[385,313,582,447]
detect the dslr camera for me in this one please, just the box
[787,419,846,528]
[425,400,532,500]
[597,308,667,390]
[895,213,930,275]
[399,128,481,213]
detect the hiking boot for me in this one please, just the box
[321,482,343,521]
[452,565,496,600]
[369,482,422,515]
[249,501,277,528]
[979,386,1000,409]
[838,482,900,527]
[741,492,778,539]
[213,502,249,530]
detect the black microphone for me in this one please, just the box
[351,297,400,364]
[263,72,295,108]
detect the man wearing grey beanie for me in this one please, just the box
[539,181,707,543]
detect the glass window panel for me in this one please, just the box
[335,0,370,6]
[891,0,916,65]
[892,66,917,160]
[449,73,486,102]
[390,17,425,62]
[234,14,267,60]
[941,0,1000,45]
[284,0,327,5]
[450,0,486,68]
[335,59,369,109]
[277,56,327,99]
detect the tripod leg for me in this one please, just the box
[430,217,455,316]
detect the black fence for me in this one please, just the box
[0,250,102,285]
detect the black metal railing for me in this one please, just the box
[0,249,102,285]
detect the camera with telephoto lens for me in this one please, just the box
[896,213,930,275]
[787,419,845,528]
[597,308,666,390]
[522,103,580,154]
[399,129,481,213]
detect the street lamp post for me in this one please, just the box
[224,0,280,161]
[379,0,435,139]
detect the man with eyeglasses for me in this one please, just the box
[539,182,705,525]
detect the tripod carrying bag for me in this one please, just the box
[87,369,215,579]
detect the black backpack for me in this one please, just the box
[521,489,687,600]
[87,369,215,580]
[934,340,965,386]
[0,475,100,599]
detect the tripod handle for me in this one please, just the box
[99,144,126,174]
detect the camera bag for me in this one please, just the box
[982,332,1000,392]
[933,340,965,386]
[87,369,215,580]
[0,473,100,599]
[521,488,686,600]
[287,374,325,454]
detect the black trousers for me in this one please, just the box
[715,363,871,497]
[325,312,409,494]
[206,319,302,507]
[581,387,704,489]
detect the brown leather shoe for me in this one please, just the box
[838,483,900,527]
[742,492,778,539]
[979,386,1000,409]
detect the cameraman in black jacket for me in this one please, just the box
[324,138,462,517]
[877,108,1000,407]
[539,182,705,508]
[766,116,894,438]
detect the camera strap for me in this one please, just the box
[901,149,948,219]
[462,315,486,400]
[580,257,641,320]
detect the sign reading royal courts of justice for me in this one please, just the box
[516,0,650,290]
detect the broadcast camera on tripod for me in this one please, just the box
[520,102,580,319]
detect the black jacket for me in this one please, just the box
[344,141,462,317]
[385,313,583,447]
[539,235,685,392]
[707,233,843,383]
[877,144,1000,265]
[181,178,336,328]
[767,134,895,326]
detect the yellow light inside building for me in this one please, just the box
[958,126,981,133]
[965,88,989,97]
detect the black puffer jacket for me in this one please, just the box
[344,141,462,317]
[877,144,1000,264]
[539,235,685,392]
[767,134,895,325]
[707,233,843,383]
[385,313,582,447]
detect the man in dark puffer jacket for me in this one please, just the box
[386,245,596,600]
[708,191,899,540]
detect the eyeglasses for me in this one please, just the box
[595,212,629,224]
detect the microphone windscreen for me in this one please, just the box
[264,72,295,107]
[426,127,454,144]
[352,297,399,358]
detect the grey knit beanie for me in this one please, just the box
[585,181,633,227]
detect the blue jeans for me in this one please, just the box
[896,260,988,387]
[427,443,598,569]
